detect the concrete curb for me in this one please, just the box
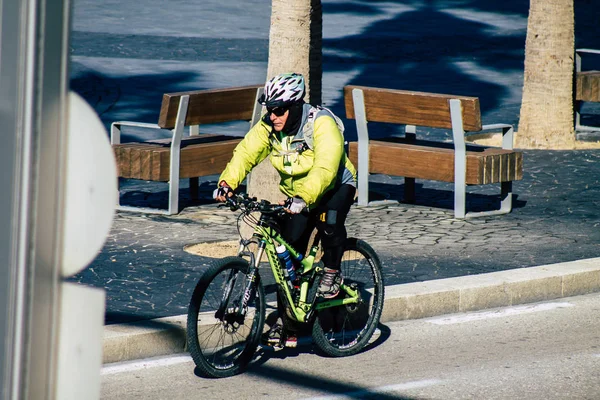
[102,257,600,364]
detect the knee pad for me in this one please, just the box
[322,210,338,236]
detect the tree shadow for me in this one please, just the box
[117,178,245,212]
[243,330,415,400]
[191,317,393,393]
[249,329,389,363]
[70,67,202,128]
[323,0,530,141]
[367,180,527,214]
[322,0,600,138]
[575,1,600,50]
[574,1,600,129]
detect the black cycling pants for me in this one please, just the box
[277,184,356,270]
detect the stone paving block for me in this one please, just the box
[102,330,129,364]
[380,295,409,323]
[562,269,600,297]
[383,280,461,321]
[126,328,186,362]
[506,276,563,305]
[103,318,187,364]
[459,283,511,312]
[404,290,460,320]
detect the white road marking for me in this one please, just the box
[101,354,192,375]
[302,379,442,400]
[427,302,574,325]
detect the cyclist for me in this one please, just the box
[214,73,357,344]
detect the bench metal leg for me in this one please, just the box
[463,181,513,219]
[404,178,416,203]
[454,179,467,219]
[188,125,200,200]
[573,50,600,132]
[465,124,515,218]
[575,102,600,131]
[574,50,600,132]
[352,88,399,207]
[117,96,189,215]
[353,89,370,206]
[403,124,416,203]
[450,99,467,219]
[500,181,513,213]
[189,178,199,200]
[450,100,515,219]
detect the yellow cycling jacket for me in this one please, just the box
[218,105,357,209]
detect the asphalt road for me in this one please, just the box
[100,292,600,400]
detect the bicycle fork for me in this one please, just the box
[237,241,265,318]
[214,242,263,322]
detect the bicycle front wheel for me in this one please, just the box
[312,238,384,357]
[187,257,265,378]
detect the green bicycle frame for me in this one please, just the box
[244,222,359,323]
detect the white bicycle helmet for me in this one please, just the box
[259,73,305,107]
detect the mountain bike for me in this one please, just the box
[186,193,384,378]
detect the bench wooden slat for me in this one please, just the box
[157,84,263,129]
[113,137,241,181]
[483,152,494,183]
[114,145,128,178]
[178,140,240,179]
[576,71,600,102]
[344,86,482,131]
[113,143,159,179]
[501,152,510,182]
[348,140,522,185]
[139,147,152,180]
[130,145,142,179]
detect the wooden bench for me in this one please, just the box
[344,85,523,218]
[111,85,263,214]
[575,48,600,132]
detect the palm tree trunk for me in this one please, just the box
[267,0,322,105]
[247,0,322,203]
[517,0,575,149]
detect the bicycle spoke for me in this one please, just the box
[187,257,265,377]
[312,239,384,356]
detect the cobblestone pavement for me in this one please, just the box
[72,149,600,324]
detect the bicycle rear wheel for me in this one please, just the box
[312,238,384,357]
[187,256,265,378]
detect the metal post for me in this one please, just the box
[168,95,189,215]
[450,99,466,218]
[188,124,200,199]
[352,88,370,206]
[111,123,121,144]
[0,0,33,396]
[0,0,79,398]
[251,87,265,127]
[404,125,416,203]
[575,50,582,130]
[246,87,265,189]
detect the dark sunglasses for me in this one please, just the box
[267,107,288,117]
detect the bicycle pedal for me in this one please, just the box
[284,336,297,348]
[265,339,284,348]
[262,324,284,347]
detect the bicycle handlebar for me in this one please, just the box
[221,193,286,216]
